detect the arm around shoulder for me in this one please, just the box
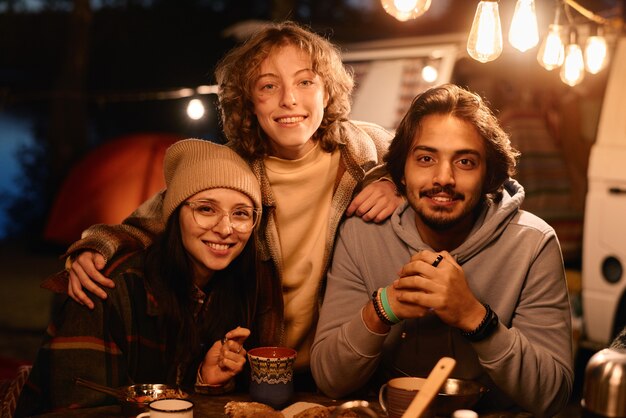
[64,190,167,263]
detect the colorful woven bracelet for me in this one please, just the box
[371,289,394,326]
[380,287,401,324]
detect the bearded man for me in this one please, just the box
[310,84,573,418]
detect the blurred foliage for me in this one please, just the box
[1,125,50,240]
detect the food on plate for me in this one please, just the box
[293,405,358,418]
[224,401,360,418]
[224,401,285,418]
[293,405,333,418]
[131,395,154,404]
[128,388,188,403]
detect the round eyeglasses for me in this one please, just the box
[184,200,260,233]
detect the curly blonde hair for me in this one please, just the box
[214,21,354,161]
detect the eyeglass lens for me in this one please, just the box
[187,201,257,233]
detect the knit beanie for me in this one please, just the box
[162,139,261,220]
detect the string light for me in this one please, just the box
[560,28,585,86]
[380,0,431,22]
[585,25,609,74]
[421,64,439,82]
[537,23,565,70]
[467,0,503,63]
[537,5,565,70]
[377,0,620,86]
[186,98,206,120]
[509,0,539,52]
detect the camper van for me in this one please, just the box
[582,35,626,347]
[343,34,462,130]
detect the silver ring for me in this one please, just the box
[432,254,443,267]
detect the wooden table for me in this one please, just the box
[32,392,360,417]
[32,391,579,417]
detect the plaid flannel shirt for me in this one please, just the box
[15,252,208,416]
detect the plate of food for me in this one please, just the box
[224,400,364,418]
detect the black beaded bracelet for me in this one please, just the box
[461,303,499,342]
[371,289,395,326]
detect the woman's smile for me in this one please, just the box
[203,240,235,253]
[275,114,307,124]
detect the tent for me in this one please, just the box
[44,133,182,245]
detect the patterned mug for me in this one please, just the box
[247,346,297,409]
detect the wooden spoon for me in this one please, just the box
[401,357,456,418]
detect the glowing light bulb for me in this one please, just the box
[421,64,438,83]
[585,32,608,74]
[187,98,205,120]
[467,1,503,63]
[380,0,431,21]
[509,0,539,52]
[537,24,565,70]
[560,30,585,86]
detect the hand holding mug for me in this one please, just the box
[199,326,250,386]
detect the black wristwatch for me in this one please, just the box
[461,303,499,342]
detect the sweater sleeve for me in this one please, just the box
[310,221,388,398]
[15,284,131,415]
[352,121,394,190]
[64,190,166,263]
[352,120,393,159]
[473,231,573,418]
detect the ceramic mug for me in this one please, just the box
[247,346,297,409]
[136,398,193,418]
[379,377,435,418]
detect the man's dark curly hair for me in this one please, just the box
[384,84,520,203]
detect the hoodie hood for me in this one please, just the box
[391,178,525,265]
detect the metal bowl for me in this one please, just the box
[380,376,488,418]
[431,378,488,416]
[74,377,188,417]
[119,384,188,417]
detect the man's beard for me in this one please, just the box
[415,185,485,231]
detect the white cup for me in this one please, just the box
[136,398,193,418]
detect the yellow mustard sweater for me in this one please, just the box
[264,143,340,370]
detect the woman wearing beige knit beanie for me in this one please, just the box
[16,139,268,414]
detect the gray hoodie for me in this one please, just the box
[310,179,573,417]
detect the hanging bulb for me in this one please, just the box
[561,43,584,85]
[537,24,565,70]
[381,0,432,21]
[467,1,503,63]
[421,64,438,83]
[509,0,539,52]
[537,4,564,70]
[585,25,608,74]
[186,98,205,120]
[560,28,585,86]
